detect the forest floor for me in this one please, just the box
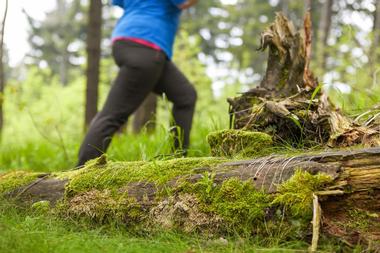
[0,81,374,252]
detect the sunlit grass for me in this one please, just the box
[0,201,323,253]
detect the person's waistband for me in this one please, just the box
[112,36,161,51]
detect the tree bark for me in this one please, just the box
[0,0,8,138]
[132,93,157,134]
[258,13,317,96]
[84,0,102,129]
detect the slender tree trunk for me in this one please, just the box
[132,93,157,134]
[84,0,102,129]
[281,0,288,16]
[0,0,9,139]
[316,0,333,74]
[304,0,312,12]
[370,0,380,80]
[59,49,69,86]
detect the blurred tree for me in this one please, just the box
[181,0,320,87]
[370,0,380,78]
[316,0,334,75]
[132,94,157,134]
[281,0,289,16]
[84,0,103,129]
[0,0,8,137]
[25,0,86,86]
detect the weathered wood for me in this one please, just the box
[8,147,380,200]
[257,13,317,96]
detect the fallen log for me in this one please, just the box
[1,147,380,250]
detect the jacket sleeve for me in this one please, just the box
[112,0,124,7]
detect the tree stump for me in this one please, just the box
[228,12,380,148]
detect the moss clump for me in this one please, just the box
[66,157,227,197]
[31,200,50,214]
[272,170,333,219]
[211,178,272,230]
[61,189,142,225]
[0,171,42,195]
[346,209,379,231]
[180,175,272,233]
[207,129,273,158]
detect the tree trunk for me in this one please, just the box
[84,0,102,129]
[59,48,69,86]
[3,147,380,247]
[316,0,333,74]
[370,0,380,79]
[0,0,8,138]
[304,0,312,13]
[281,0,288,16]
[132,93,157,134]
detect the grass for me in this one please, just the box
[0,201,317,253]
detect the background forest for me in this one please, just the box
[0,1,380,252]
[0,0,379,172]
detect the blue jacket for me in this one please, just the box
[111,0,187,59]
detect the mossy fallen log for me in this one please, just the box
[1,147,380,250]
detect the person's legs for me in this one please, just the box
[77,41,166,166]
[155,61,197,151]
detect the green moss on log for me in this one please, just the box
[31,200,50,214]
[272,170,333,219]
[1,157,336,237]
[178,170,332,234]
[207,129,273,158]
[0,171,43,195]
[65,156,227,197]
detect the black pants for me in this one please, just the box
[77,40,197,166]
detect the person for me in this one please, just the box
[77,0,198,166]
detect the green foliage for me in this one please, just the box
[272,170,333,219]
[207,129,273,157]
[25,0,87,85]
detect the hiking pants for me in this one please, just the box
[77,40,197,166]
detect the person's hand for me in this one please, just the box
[179,0,198,9]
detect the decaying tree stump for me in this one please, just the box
[228,12,380,148]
